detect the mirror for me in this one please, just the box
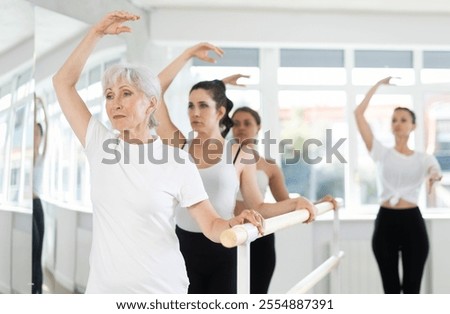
[34,6,126,293]
[0,0,34,294]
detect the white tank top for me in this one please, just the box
[236,169,269,202]
[176,140,240,233]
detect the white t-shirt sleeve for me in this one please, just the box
[370,138,388,162]
[425,154,442,176]
[84,117,119,164]
[84,117,106,158]
[177,157,208,208]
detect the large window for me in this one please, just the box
[423,92,450,208]
[276,48,447,210]
[278,49,346,86]
[37,46,449,212]
[279,90,346,200]
[422,51,450,84]
[0,69,34,209]
[278,49,347,201]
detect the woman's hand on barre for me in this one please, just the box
[228,209,265,235]
[294,197,317,223]
[315,194,338,210]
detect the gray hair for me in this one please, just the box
[102,64,161,129]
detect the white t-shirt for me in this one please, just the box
[84,118,208,293]
[370,139,442,206]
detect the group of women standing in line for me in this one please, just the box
[48,10,441,294]
[52,11,324,294]
[155,42,332,294]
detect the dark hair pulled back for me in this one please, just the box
[190,79,234,137]
[394,107,416,124]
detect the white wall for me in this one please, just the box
[149,9,450,49]
[0,211,13,293]
[41,201,450,294]
[0,38,34,83]
[0,210,32,294]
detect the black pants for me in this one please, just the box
[32,198,45,294]
[176,226,237,294]
[250,234,276,294]
[372,206,429,294]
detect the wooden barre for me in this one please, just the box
[221,200,339,248]
[287,251,345,294]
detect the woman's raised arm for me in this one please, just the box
[354,76,392,152]
[52,11,139,147]
[155,43,223,146]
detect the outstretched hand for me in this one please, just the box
[94,11,140,36]
[376,76,395,86]
[222,74,250,87]
[186,42,224,64]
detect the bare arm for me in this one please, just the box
[155,97,187,148]
[52,11,139,147]
[41,100,49,158]
[428,174,443,195]
[266,162,290,202]
[34,96,49,159]
[155,43,224,146]
[354,76,392,152]
[188,199,264,242]
[158,43,224,94]
[427,160,443,195]
[238,153,317,222]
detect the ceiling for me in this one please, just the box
[3,0,450,61]
[35,6,89,57]
[0,0,33,55]
[129,0,450,14]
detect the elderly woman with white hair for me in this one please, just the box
[52,11,263,294]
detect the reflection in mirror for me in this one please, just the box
[0,0,34,294]
[35,6,126,293]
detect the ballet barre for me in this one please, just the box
[287,251,344,294]
[220,199,344,294]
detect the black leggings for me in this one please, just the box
[32,198,45,294]
[250,234,276,294]
[372,206,429,294]
[176,226,237,294]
